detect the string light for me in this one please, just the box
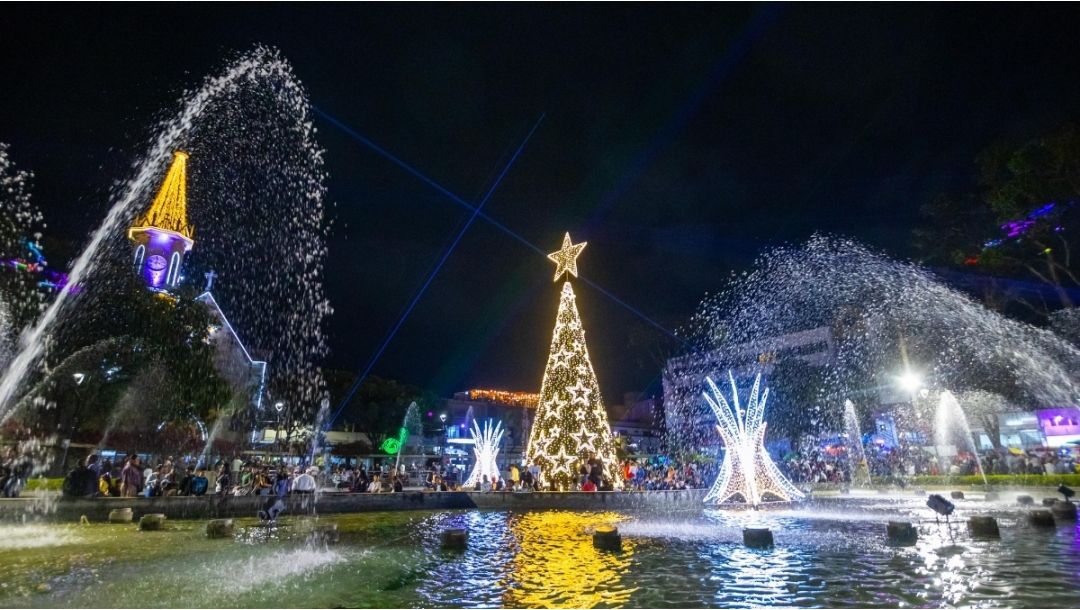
[128,151,194,289]
[128,151,195,242]
[525,233,619,489]
[547,232,587,281]
[702,371,803,506]
[464,419,504,487]
[467,389,540,408]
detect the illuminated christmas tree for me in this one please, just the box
[525,233,619,489]
[702,371,804,506]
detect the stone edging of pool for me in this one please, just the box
[0,488,709,522]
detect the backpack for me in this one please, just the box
[191,476,209,496]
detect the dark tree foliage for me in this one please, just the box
[915,123,1080,315]
[764,358,832,446]
[321,369,441,450]
[18,267,232,438]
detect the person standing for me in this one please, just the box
[120,455,143,497]
[82,454,101,496]
[231,456,243,481]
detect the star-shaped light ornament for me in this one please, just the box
[548,232,587,281]
[567,380,591,405]
[551,348,573,370]
[572,427,594,450]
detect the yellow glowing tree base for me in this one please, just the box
[703,371,804,506]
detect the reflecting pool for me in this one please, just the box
[2,496,1079,608]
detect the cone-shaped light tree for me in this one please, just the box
[525,233,620,489]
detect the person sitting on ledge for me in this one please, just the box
[353,468,369,493]
[160,464,177,496]
[494,477,505,491]
[392,475,403,493]
[214,463,232,496]
[178,465,195,495]
[144,465,163,498]
[253,466,271,496]
[367,475,381,493]
[293,468,317,495]
[97,460,115,497]
[480,475,492,493]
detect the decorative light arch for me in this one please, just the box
[166,251,181,286]
[133,244,145,270]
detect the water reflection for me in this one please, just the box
[409,510,636,608]
[502,511,635,608]
[3,500,1080,608]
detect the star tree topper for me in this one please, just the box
[548,232,587,281]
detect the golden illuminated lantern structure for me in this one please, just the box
[128,151,195,290]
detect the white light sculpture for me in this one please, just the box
[703,371,804,506]
[465,419,504,487]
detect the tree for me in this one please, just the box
[16,270,233,443]
[915,123,1080,316]
[325,371,431,451]
[524,267,620,489]
[955,390,1010,450]
[765,358,832,446]
[0,144,48,350]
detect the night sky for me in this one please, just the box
[3,4,1080,403]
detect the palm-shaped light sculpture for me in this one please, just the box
[465,419,504,487]
[703,371,804,506]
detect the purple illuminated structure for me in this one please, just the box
[127,151,194,290]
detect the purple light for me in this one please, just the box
[149,229,175,245]
[1001,219,1034,238]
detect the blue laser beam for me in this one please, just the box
[584,3,783,229]
[313,107,686,348]
[312,105,547,258]
[324,114,546,428]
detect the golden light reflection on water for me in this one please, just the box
[500,511,637,608]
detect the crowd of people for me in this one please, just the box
[53,450,775,499]
[417,456,711,492]
[781,443,1080,485]
[619,457,712,491]
[63,453,345,499]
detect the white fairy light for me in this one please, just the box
[465,419,505,487]
[703,371,804,506]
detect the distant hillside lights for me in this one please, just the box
[466,389,540,408]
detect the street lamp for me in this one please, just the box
[273,401,285,453]
[897,371,923,395]
[63,372,88,472]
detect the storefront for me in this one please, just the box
[1038,407,1080,448]
[998,412,1046,449]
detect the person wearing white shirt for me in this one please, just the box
[293,470,317,494]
